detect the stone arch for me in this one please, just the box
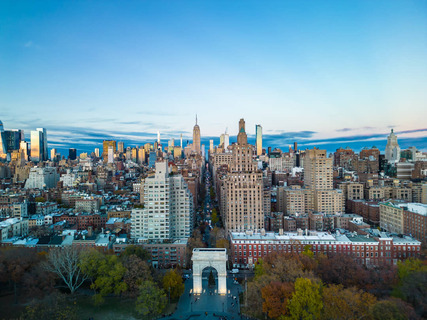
[191,248,227,295]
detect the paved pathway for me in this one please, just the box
[160,273,244,320]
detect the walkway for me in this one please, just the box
[160,273,243,320]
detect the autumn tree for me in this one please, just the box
[245,273,279,319]
[43,246,88,295]
[0,248,45,303]
[316,253,368,288]
[261,281,294,319]
[321,284,377,320]
[370,298,417,320]
[396,270,427,318]
[80,251,127,304]
[216,238,229,249]
[287,277,323,320]
[121,254,152,297]
[162,269,184,300]
[120,245,151,261]
[136,280,167,318]
[211,208,219,224]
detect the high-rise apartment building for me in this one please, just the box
[30,128,47,162]
[304,148,333,190]
[256,124,262,156]
[385,129,400,163]
[221,119,264,233]
[131,161,193,241]
[94,148,100,158]
[192,116,201,154]
[304,148,344,214]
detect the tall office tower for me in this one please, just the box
[222,118,264,232]
[209,140,214,153]
[220,134,224,146]
[304,148,343,214]
[36,128,48,161]
[192,115,201,154]
[180,134,183,148]
[68,148,77,160]
[4,129,23,153]
[94,148,100,158]
[50,148,57,161]
[157,131,160,144]
[20,141,29,161]
[108,146,114,163]
[102,140,116,162]
[131,147,138,162]
[138,147,146,165]
[255,124,262,156]
[224,133,229,150]
[117,141,124,153]
[385,129,400,163]
[148,151,157,168]
[131,161,193,240]
[30,130,43,162]
[0,121,6,159]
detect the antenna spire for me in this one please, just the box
[196,114,198,125]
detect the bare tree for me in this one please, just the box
[43,246,88,294]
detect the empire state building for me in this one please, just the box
[192,115,201,154]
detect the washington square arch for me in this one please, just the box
[191,248,227,295]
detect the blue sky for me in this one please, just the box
[1,1,426,155]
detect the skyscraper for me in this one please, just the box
[69,148,77,160]
[256,124,262,156]
[385,129,400,163]
[192,115,201,154]
[221,118,264,232]
[30,129,44,162]
[117,141,124,153]
[102,140,116,162]
[209,139,214,153]
[4,129,23,153]
[20,141,29,161]
[37,128,48,161]
[50,148,57,161]
[0,121,6,159]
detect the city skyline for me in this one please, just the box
[1,1,426,155]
